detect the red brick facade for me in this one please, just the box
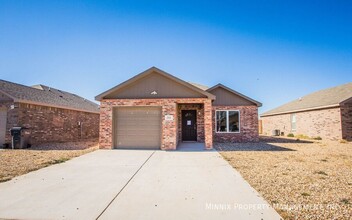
[99,99,260,150]
[1,102,100,146]
[261,107,346,141]
[212,106,259,142]
[340,102,352,141]
[96,67,261,150]
[99,98,213,150]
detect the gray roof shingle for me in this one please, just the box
[261,82,352,116]
[0,80,99,113]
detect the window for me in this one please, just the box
[291,113,296,131]
[216,110,240,133]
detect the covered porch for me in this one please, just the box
[175,100,213,150]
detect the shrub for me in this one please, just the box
[287,133,294,137]
[313,136,322,140]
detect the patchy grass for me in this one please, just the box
[46,157,70,165]
[315,171,328,176]
[341,198,350,205]
[301,192,310,197]
[0,139,98,182]
[295,134,311,140]
[0,177,12,183]
[217,136,352,220]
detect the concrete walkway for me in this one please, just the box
[0,145,281,220]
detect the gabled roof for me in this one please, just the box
[95,67,216,100]
[261,82,352,117]
[0,79,99,113]
[207,83,262,107]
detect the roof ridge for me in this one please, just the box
[0,79,47,92]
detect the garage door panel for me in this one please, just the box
[116,121,161,127]
[116,136,160,146]
[116,129,160,136]
[114,107,161,149]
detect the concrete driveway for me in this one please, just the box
[0,144,281,220]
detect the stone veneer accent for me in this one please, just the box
[1,102,99,146]
[212,105,259,142]
[261,107,343,141]
[99,98,213,150]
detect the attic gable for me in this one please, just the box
[96,67,215,100]
[207,84,262,107]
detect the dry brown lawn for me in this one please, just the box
[0,139,98,182]
[217,136,352,220]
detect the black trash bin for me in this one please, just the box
[10,127,30,149]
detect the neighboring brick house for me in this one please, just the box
[0,80,100,147]
[261,82,352,141]
[96,67,261,150]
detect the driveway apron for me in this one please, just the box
[0,150,154,220]
[0,148,281,220]
[98,149,281,220]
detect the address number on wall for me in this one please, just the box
[165,115,174,121]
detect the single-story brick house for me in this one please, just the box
[261,82,352,141]
[0,80,100,148]
[96,67,262,150]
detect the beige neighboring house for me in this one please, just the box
[261,82,352,141]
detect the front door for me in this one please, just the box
[182,110,197,141]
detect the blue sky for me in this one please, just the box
[0,0,351,114]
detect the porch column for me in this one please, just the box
[161,102,177,150]
[99,100,113,149]
[203,100,213,149]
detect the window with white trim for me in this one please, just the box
[216,110,240,133]
[290,113,296,131]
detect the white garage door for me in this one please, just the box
[114,107,161,149]
[0,108,7,147]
